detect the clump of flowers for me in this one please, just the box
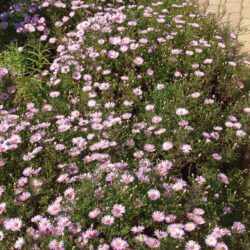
[0,0,249,249]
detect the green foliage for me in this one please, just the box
[0,0,249,249]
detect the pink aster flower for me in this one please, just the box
[228,61,237,67]
[176,108,189,116]
[232,222,246,234]
[174,71,183,77]
[18,192,31,202]
[145,104,155,111]
[47,203,61,215]
[212,153,222,160]
[0,67,8,79]
[185,240,201,250]
[120,173,134,184]
[101,215,114,225]
[184,222,196,232]
[14,237,25,249]
[194,70,205,77]
[162,141,173,151]
[236,130,246,137]
[133,57,144,65]
[152,211,165,222]
[38,218,51,232]
[131,226,145,234]
[48,239,64,250]
[0,231,4,241]
[144,144,156,153]
[190,92,201,98]
[154,230,168,239]
[111,238,129,250]
[205,235,217,247]
[147,189,161,200]
[243,107,250,115]
[85,228,99,239]
[4,218,22,231]
[165,214,177,223]
[214,242,228,250]
[49,91,60,98]
[108,50,119,59]
[180,144,192,154]
[168,226,185,239]
[88,208,101,219]
[217,173,229,185]
[172,179,187,191]
[87,99,97,108]
[63,187,76,201]
[192,215,205,225]
[156,84,165,90]
[112,204,125,217]
[135,234,147,243]
[98,244,110,250]
[0,202,6,214]
[193,208,205,216]
[145,237,160,248]
[195,175,206,184]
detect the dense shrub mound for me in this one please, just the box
[0,0,249,249]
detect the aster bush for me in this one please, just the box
[0,0,249,249]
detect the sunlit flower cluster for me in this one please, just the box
[0,0,249,249]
